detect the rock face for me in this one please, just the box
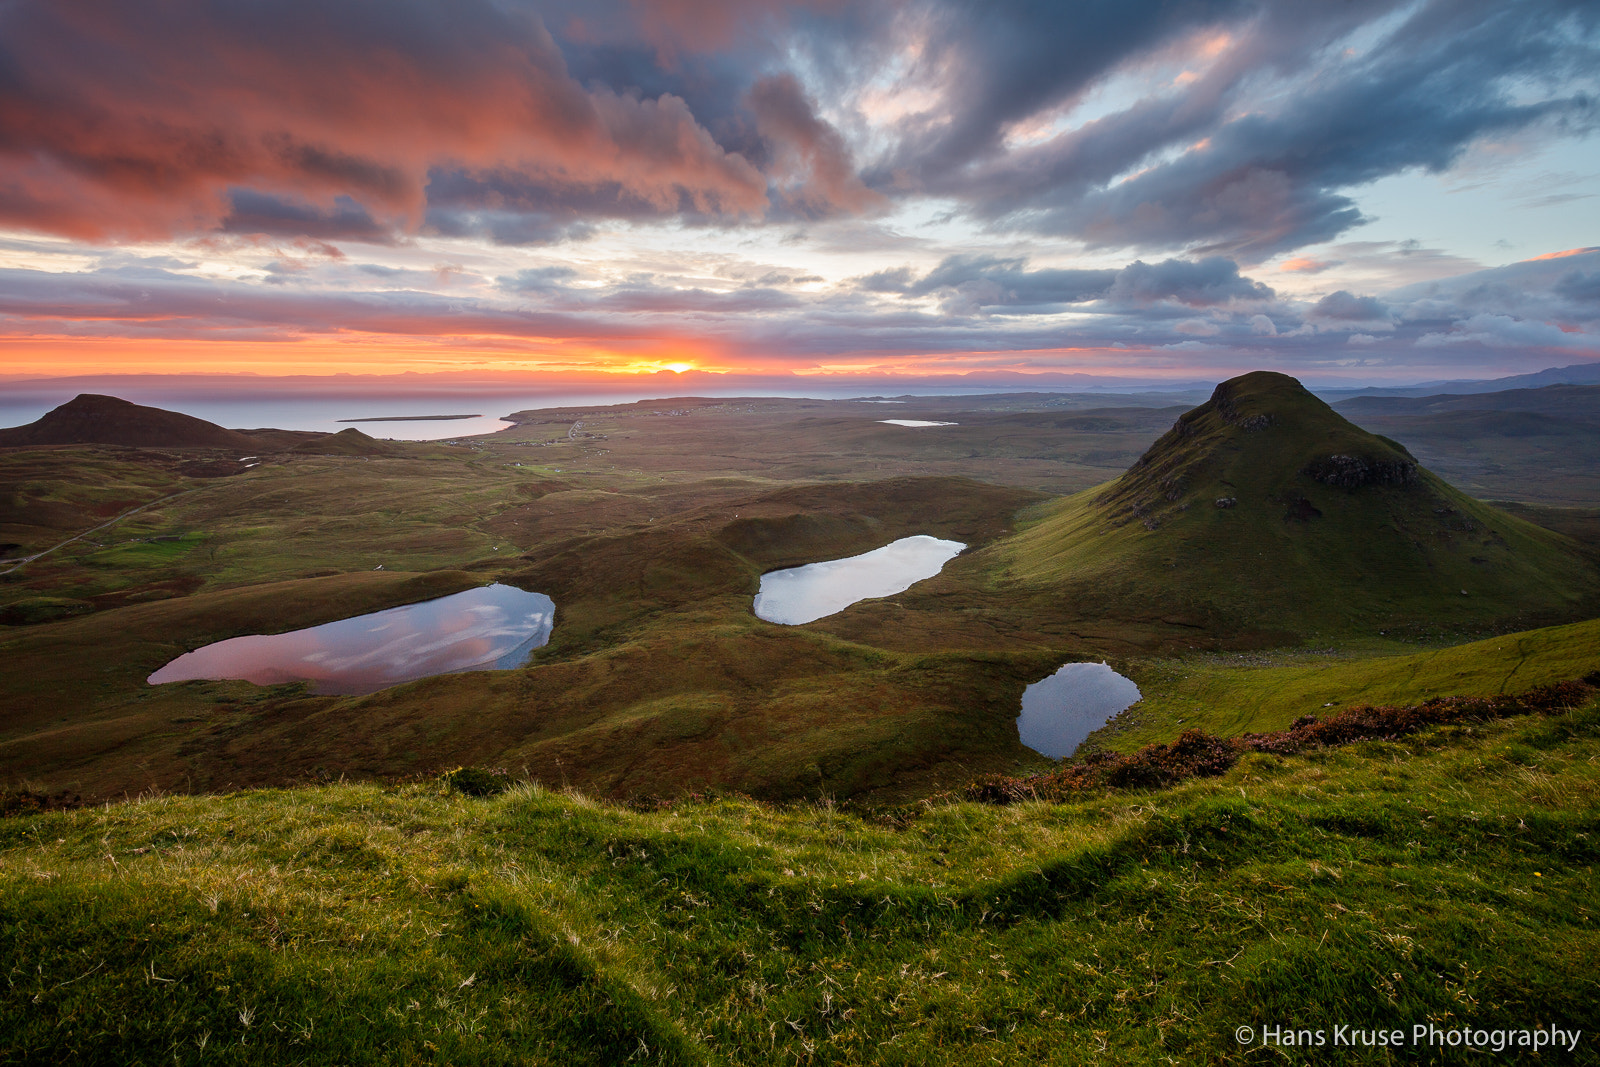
[1303,454,1417,489]
[0,394,259,450]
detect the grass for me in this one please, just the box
[83,531,206,568]
[3,694,1598,1064]
[1104,617,1600,751]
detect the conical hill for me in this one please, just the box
[0,394,258,450]
[1001,371,1599,635]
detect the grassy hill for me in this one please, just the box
[1099,616,1600,752]
[997,371,1600,638]
[3,685,1597,1064]
[0,394,261,450]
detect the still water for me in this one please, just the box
[1017,662,1142,758]
[147,584,554,695]
[753,535,965,625]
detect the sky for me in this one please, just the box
[0,0,1597,390]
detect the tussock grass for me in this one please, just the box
[4,698,1599,1064]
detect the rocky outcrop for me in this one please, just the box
[1302,453,1417,489]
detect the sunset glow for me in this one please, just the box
[0,0,1593,389]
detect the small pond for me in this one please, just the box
[148,583,555,695]
[878,419,958,427]
[1017,662,1142,758]
[753,535,965,625]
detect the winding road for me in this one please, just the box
[0,489,202,578]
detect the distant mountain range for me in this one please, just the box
[1317,361,1600,400]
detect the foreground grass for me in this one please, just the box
[4,700,1599,1065]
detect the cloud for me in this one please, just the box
[222,190,394,243]
[1555,270,1600,305]
[1308,291,1391,323]
[1415,313,1600,350]
[1280,257,1339,274]
[884,0,1600,258]
[0,0,769,241]
[1107,257,1274,306]
[900,255,1118,311]
[0,0,1592,267]
[872,253,1273,315]
[747,73,884,217]
[499,266,582,293]
[855,266,919,293]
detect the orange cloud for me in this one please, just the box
[0,2,769,241]
[1526,247,1599,261]
[1279,256,1336,273]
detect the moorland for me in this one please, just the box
[2,375,1598,1063]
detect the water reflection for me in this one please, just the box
[753,535,965,625]
[1017,662,1141,758]
[148,583,554,695]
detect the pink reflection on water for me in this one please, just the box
[148,584,554,695]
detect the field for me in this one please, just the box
[3,691,1597,1065]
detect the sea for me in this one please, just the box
[0,379,952,441]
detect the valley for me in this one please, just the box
[2,375,1598,1064]
[2,379,1598,805]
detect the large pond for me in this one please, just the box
[1017,662,1142,758]
[753,535,965,625]
[148,583,555,695]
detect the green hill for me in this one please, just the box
[999,371,1600,637]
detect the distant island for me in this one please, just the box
[337,414,482,422]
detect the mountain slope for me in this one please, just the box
[999,371,1600,635]
[0,394,258,450]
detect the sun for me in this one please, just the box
[663,362,694,373]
